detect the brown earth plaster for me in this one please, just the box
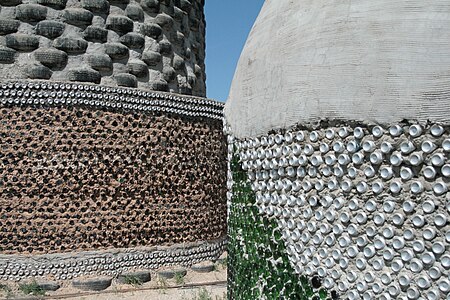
[0,105,226,254]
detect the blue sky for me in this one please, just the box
[205,1,265,102]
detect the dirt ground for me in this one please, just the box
[0,261,227,300]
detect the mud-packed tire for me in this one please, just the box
[127,59,148,77]
[159,39,172,55]
[36,20,65,39]
[157,268,187,280]
[140,23,162,39]
[0,19,20,35]
[15,4,47,22]
[67,67,101,83]
[36,0,67,9]
[117,271,151,284]
[87,54,113,72]
[115,73,137,87]
[5,34,40,52]
[142,50,161,66]
[34,47,68,69]
[125,4,144,21]
[191,261,216,273]
[27,64,52,79]
[119,32,145,49]
[106,15,134,35]
[80,0,110,13]
[83,26,108,43]
[63,8,93,26]
[140,0,159,13]
[162,66,175,82]
[0,0,22,6]
[53,37,88,54]
[155,13,173,28]
[151,79,168,92]
[36,281,60,291]
[0,46,16,64]
[72,277,112,291]
[104,43,129,60]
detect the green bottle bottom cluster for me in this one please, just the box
[227,152,332,300]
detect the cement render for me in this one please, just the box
[226,0,450,138]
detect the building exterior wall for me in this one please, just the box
[0,80,226,282]
[226,1,450,299]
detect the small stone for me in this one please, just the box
[83,26,108,43]
[63,8,93,26]
[119,32,145,49]
[0,19,20,35]
[15,4,47,22]
[127,59,148,77]
[36,20,65,39]
[104,43,129,60]
[140,23,162,39]
[87,54,112,71]
[53,37,88,54]
[67,67,101,83]
[81,0,110,13]
[5,34,39,52]
[27,63,52,79]
[106,15,134,35]
[142,50,161,66]
[125,4,144,22]
[36,0,67,10]
[34,47,68,69]
[0,46,16,64]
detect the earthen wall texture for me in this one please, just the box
[0,81,226,255]
[0,0,206,96]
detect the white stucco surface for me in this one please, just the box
[225,0,450,138]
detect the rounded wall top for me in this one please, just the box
[225,0,450,138]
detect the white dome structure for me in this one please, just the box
[225,1,450,299]
[226,0,450,138]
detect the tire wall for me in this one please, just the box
[0,0,206,96]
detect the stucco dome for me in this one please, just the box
[225,0,450,138]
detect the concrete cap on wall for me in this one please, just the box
[225,0,450,138]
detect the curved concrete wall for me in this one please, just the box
[225,1,450,299]
[226,0,450,138]
[0,0,206,96]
